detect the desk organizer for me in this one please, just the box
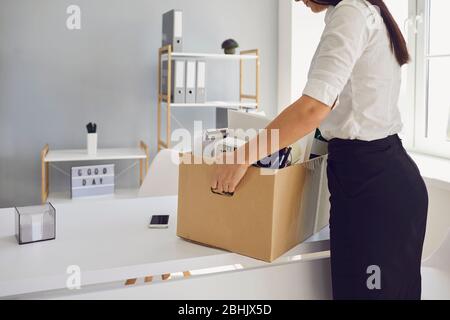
[87,133,98,155]
[15,203,56,245]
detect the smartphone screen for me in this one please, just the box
[150,215,169,226]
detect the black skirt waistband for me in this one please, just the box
[328,134,403,153]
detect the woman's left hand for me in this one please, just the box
[211,154,250,194]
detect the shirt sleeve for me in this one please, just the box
[303,4,370,107]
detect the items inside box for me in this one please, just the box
[198,126,327,169]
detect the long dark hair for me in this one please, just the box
[311,0,410,66]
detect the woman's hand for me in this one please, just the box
[211,152,250,194]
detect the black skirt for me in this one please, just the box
[327,134,428,300]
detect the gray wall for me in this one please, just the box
[0,0,278,208]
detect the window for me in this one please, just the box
[413,0,450,158]
[287,0,450,159]
[382,0,450,159]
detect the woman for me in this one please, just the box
[211,0,428,300]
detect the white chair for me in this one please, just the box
[139,149,180,198]
[423,228,450,269]
[421,228,450,300]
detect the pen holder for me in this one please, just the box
[15,203,56,245]
[87,133,98,156]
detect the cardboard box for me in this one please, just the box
[177,155,329,262]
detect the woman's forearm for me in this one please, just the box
[211,95,331,193]
[237,95,331,165]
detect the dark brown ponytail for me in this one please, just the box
[310,0,410,66]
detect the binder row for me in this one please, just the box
[162,9,206,104]
[161,59,206,104]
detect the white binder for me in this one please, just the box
[196,60,206,103]
[185,60,196,104]
[174,60,186,103]
[162,9,183,52]
[161,59,186,103]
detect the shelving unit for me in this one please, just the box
[40,141,149,204]
[157,45,260,151]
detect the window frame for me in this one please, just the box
[411,0,450,159]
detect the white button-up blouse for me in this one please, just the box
[302,0,404,141]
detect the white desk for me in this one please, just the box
[40,142,149,204]
[0,196,332,300]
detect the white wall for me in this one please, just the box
[277,0,293,112]
[0,0,279,208]
[278,0,325,113]
[291,1,326,108]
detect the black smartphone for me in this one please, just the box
[148,215,170,229]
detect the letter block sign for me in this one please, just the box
[71,164,115,198]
